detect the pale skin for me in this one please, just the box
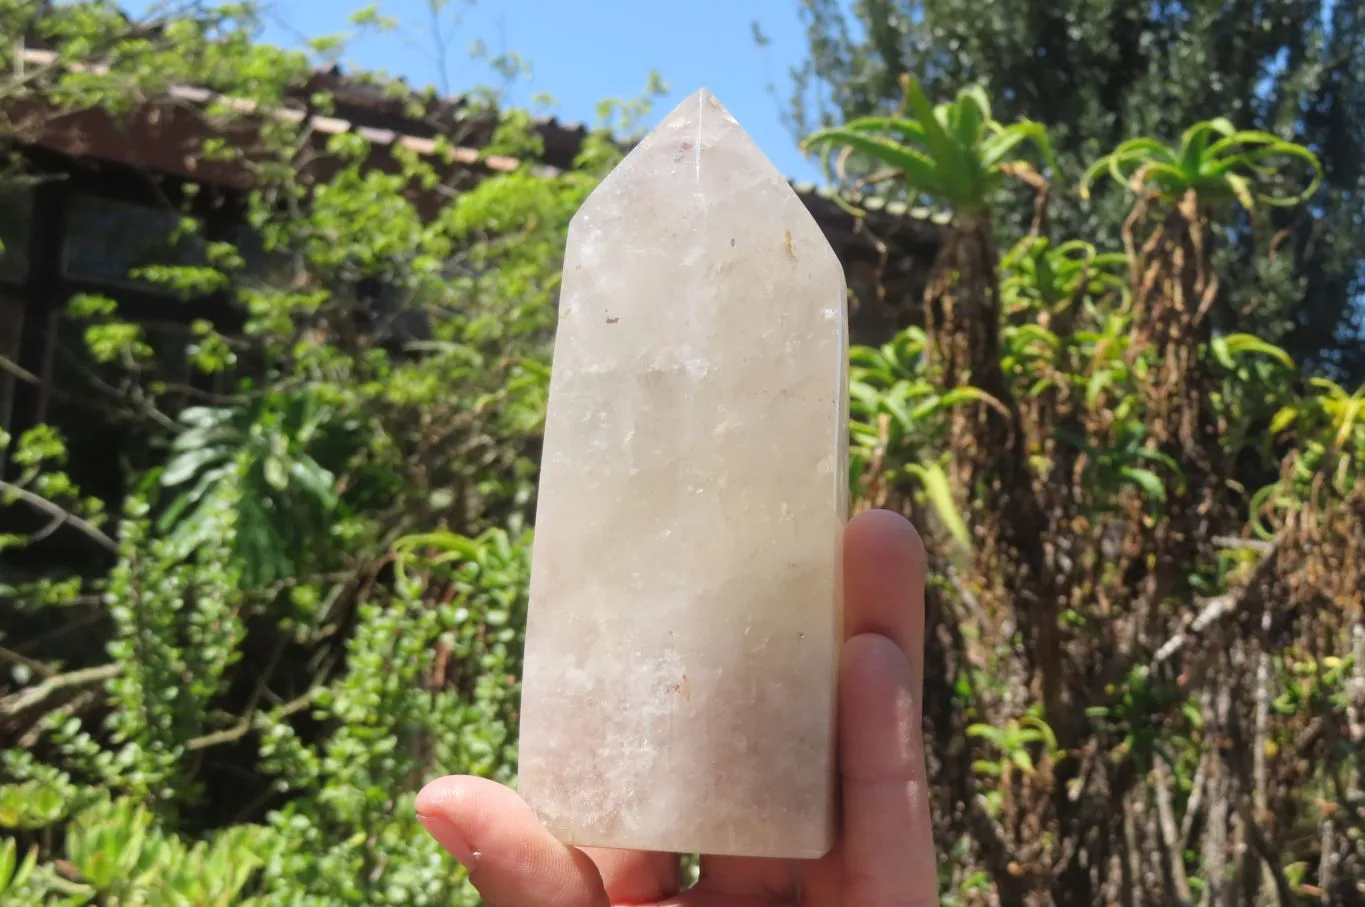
[415,509,938,906]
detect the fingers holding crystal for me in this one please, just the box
[837,510,938,906]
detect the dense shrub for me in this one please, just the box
[809,81,1363,904]
[0,2,610,902]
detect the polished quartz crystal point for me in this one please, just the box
[517,87,849,860]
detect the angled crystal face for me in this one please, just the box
[517,88,848,859]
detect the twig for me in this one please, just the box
[1121,786,1145,907]
[1236,801,1294,907]
[1331,620,1365,898]
[1153,757,1193,903]
[1150,593,1238,669]
[0,481,118,553]
[13,611,105,652]
[1211,535,1275,553]
[185,687,320,751]
[1180,754,1207,848]
[0,644,55,678]
[1253,612,1277,903]
[1202,676,1232,907]
[1318,815,1335,899]
[18,690,97,748]
[1148,544,1279,673]
[966,793,1029,907]
[1346,622,1365,744]
[0,353,41,386]
[0,663,119,718]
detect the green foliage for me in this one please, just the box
[1080,118,1323,212]
[830,81,1363,904]
[847,327,994,546]
[159,394,343,588]
[0,1,632,902]
[0,795,274,905]
[802,78,1054,214]
[0,838,38,902]
[784,0,1365,379]
[967,712,1060,782]
[1002,237,1128,312]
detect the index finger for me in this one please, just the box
[843,507,926,675]
[839,509,938,906]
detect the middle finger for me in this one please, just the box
[584,847,681,903]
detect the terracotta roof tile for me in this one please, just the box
[14,46,948,236]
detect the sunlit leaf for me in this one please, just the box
[907,460,970,548]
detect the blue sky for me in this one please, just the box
[225,0,827,182]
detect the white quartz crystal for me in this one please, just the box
[517,88,849,859]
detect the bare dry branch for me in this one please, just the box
[185,688,321,751]
[0,663,119,719]
[0,480,118,553]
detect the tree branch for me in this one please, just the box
[0,481,118,553]
[1152,757,1193,903]
[0,663,119,718]
[0,644,55,678]
[1148,543,1279,673]
[185,687,321,751]
[1236,801,1294,907]
[1211,535,1275,553]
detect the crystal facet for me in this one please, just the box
[517,88,849,859]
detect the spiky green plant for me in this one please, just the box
[1080,118,1321,212]
[802,77,1055,214]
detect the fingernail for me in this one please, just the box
[417,813,479,869]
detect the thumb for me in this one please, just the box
[416,775,608,907]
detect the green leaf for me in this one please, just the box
[1334,395,1362,449]
[1085,370,1113,406]
[802,129,941,194]
[1269,406,1298,435]
[904,76,976,206]
[1019,716,1058,752]
[1248,483,1281,540]
[288,459,338,508]
[881,395,913,433]
[907,460,970,548]
[1211,336,1235,370]
[834,115,928,146]
[262,455,289,491]
[0,838,15,890]
[1221,333,1294,368]
[1182,701,1204,729]
[1121,467,1167,505]
[161,446,231,487]
[966,723,1004,743]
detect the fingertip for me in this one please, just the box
[415,776,487,867]
[414,775,504,838]
[843,509,927,665]
[414,773,480,818]
[846,508,927,576]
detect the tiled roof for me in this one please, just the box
[15,47,949,239]
[790,182,954,224]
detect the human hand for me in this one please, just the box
[415,508,937,906]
